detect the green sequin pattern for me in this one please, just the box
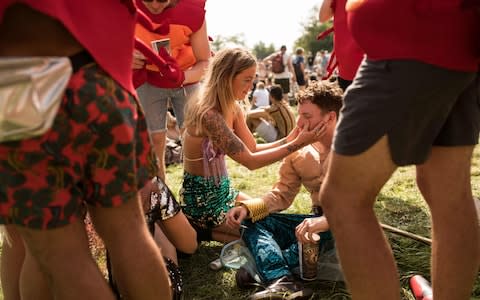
[180,172,239,229]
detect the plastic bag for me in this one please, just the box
[220,239,263,283]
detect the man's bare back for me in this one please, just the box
[0,3,83,56]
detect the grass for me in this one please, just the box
[1,145,479,300]
[170,145,480,300]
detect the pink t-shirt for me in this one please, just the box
[347,0,480,72]
[331,0,364,80]
[0,0,137,94]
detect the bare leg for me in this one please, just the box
[20,246,52,300]
[159,212,197,255]
[212,224,241,243]
[416,146,480,300]
[150,131,167,182]
[89,195,171,300]
[16,219,115,300]
[1,225,24,300]
[153,223,178,264]
[320,136,399,300]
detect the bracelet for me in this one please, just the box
[236,199,269,222]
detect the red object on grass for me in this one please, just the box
[409,275,433,300]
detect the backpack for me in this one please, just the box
[271,52,285,74]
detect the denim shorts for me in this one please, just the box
[137,83,199,133]
[334,59,479,166]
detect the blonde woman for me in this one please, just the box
[181,48,325,243]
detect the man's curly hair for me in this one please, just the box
[297,81,344,116]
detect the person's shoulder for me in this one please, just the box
[202,109,223,121]
[265,104,277,112]
[277,101,292,110]
[172,0,206,10]
[204,108,222,115]
[289,145,317,163]
[167,0,206,30]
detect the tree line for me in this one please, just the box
[209,6,333,58]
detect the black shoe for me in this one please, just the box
[236,267,264,290]
[248,276,313,300]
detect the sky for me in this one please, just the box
[205,0,321,50]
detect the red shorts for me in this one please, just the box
[0,63,157,229]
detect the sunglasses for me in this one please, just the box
[143,0,169,3]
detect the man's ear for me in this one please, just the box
[328,111,338,122]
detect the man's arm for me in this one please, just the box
[183,20,210,85]
[319,0,334,23]
[262,153,302,212]
[247,108,270,119]
[262,52,276,63]
[287,55,296,81]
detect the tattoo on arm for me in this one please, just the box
[286,142,304,153]
[203,111,245,155]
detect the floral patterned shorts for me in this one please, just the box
[0,63,157,229]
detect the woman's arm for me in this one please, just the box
[233,107,258,151]
[319,0,334,23]
[183,20,210,85]
[254,124,303,151]
[202,110,319,170]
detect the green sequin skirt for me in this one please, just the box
[180,172,239,229]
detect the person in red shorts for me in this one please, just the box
[301,0,480,299]
[0,1,171,299]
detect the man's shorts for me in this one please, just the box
[274,78,290,94]
[255,119,278,143]
[137,82,199,133]
[334,59,479,166]
[0,64,157,229]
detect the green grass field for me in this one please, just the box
[1,145,479,300]
[173,145,480,300]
